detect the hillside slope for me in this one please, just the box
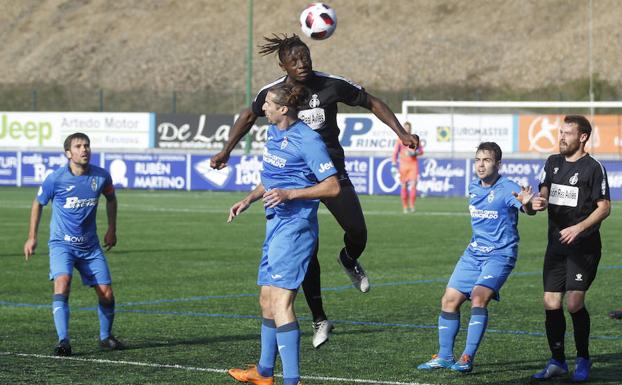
[0,0,620,99]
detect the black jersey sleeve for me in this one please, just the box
[335,78,370,107]
[590,161,610,202]
[538,155,556,191]
[251,88,269,117]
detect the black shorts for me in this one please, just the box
[543,235,601,292]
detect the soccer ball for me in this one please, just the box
[299,3,337,40]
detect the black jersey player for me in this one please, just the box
[210,34,418,348]
[526,115,610,382]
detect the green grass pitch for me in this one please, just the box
[1,187,620,384]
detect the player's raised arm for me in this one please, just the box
[365,93,419,149]
[210,107,259,170]
[24,199,44,260]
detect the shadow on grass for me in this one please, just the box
[469,351,622,384]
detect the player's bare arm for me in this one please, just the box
[263,175,340,208]
[228,183,266,223]
[103,194,117,251]
[526,186,549,213]
[210,108,259,169]
[559,199,611,245]
[366,93,419,149]
[513,186,541,215]
[23,199,44,260]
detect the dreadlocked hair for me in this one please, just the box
[258,33,309,63]
[269,83,308,111]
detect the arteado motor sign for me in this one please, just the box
[0,112,150,149]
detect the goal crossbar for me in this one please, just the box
[401,100,622,115]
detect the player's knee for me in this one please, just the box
[53,275,72,295]
[543,293,563,310]
[270,297,293,318]
[441,295,461,312]
[348,225,367,245]
[471,296,490,308]
[95,285,114,302]
[567,302,585,314]
[471,286,494,307]
[566,295,586,313]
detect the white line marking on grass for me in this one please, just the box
[0,202,467,217]
[1,352,433,385]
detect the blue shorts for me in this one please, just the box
[257,215,318,290]
[447,253,516,301]
[49,246,112,286]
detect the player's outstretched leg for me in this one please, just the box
[337,247,369,293]
[302,246,334,348]
[323,185,370,293]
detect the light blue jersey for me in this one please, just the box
[447,175,523,300]
[465,176,523,259]
[257,119,336,290]
[37,164,115,251]
[261,120,337,219]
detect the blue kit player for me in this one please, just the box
[417,142,534,373]
[227,82,340,385]
[24,132,124,356]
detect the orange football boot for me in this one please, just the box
[227,365,276,385]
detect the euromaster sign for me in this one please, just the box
[0,112,151,149]
[338,113,514,153]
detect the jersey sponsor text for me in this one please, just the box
[298,108,326,130]
[318,162,334,173]
[63,197,98,209]
[263,150,287,168]
[548,183,578,207]
[469,205,499,219]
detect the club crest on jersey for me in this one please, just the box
[487,190,495,203]
[309,94,320,108]
[553,167,559,174]
[91,178,98,191]
[569,172,579,185]
[280,136,288,150]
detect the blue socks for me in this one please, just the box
[276,321,300,385]
[463,307,488,358]
[97,298,115,341]
[438,311,460,360]
[52,294,70,341]
[257,318,277,377]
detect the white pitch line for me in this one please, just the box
[1,352,433,385]
[0,202,467,217]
